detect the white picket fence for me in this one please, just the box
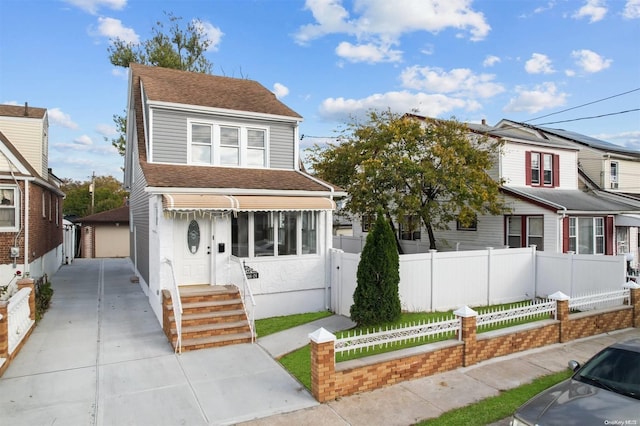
[333,288,631,355]
[330,246,628,316]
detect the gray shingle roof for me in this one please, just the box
[504,186,640,212]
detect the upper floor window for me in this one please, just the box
[610,161,619,189]
[526,151,559,187]
[0,187,19,231]
[189,121,268,167]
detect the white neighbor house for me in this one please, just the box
[349,117,640,268]
[124,64,344,324]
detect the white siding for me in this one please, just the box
[500,142,578,189]
[0,116,46,178]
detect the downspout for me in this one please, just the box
[24,180,29,275]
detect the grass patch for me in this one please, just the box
[255,310,333,338]
[279,344,312,390]
[417,369,572,425]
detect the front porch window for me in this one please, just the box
[232,211,319,257]
[506,215,544,250]
[569,217,605,254]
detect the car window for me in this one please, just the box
[576,348,640,399]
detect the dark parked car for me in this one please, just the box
[511,338,640,426]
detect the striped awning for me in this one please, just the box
[162,194,238,211]
[162,194,335,212]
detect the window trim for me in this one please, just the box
[526,151,559,187]
[456,215,478,231]
[568,216,606,255]
[187,119,270,168]
[232,211,319,258]
[610,161,619,189]
[0,186,20,232]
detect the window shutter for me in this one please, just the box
[605,215,614,255]
[553,154,560,187]
[525,151,532,186]
[562,216,570,252]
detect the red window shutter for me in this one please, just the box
[525,151,532,186]
[553,154,560,187]
[562,216,570,253]
[605,216,614,255]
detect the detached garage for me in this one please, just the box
[78,205,129,258]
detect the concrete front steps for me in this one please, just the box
[161,284,253,352]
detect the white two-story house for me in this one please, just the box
[350,117,640,264]
[124,64,343,328]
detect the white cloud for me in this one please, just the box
[335,41,402,63]
[192,20,224,52]
[571,49,612,73]
[504,82,568,114]
[74,135,93,146]
[573,0,608,23]
[483,55,501,67]
[97,17,139,43]
[96,123,117,137]
[318,91,478,123]
[525,53,555,74]
[111,68,127,78]
[48,108,78,129]
[565,69,576,77]
[64,0,126,15]
[272,83,290,99]
[623,0,640,19]
[295,0,490,63]
[400,66,505,99]
[593,130,640,150]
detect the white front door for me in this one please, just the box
[174,217,213,285]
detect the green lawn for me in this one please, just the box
[254,310,333,338]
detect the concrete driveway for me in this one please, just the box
[0,258,317,426]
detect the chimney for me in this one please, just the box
[24,102,28,117]
[481,118,487,126]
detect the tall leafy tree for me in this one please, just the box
[308,110,507,250]
[350,209,401,326]
[62,175,129,218]
[107,11,215,156]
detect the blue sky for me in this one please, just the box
[1,0,639,182]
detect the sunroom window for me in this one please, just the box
[232,211,318,257]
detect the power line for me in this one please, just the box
[525,87,640,123]
[535,109,640,126]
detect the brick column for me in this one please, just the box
[17,279,35,321]
[454,306,477,367]
[624,283,640,328]
[0,301,8,360]
[161,290,172,340]
[550,291,570,343]
[309,327,336,402]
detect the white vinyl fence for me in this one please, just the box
[330,246,628,316]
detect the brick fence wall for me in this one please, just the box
[309,285,640,402]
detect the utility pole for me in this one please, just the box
[89,171,95,214]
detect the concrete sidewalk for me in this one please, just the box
[1,257,638,425]
[0,259,318,426]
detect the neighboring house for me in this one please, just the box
[77,205,129,258]
[494,120,640,271]
[350,117,640,268]
[0,104,65,284]
[124,64,343,326]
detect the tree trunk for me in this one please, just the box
[385,211,404,254]
[426,222,437,250]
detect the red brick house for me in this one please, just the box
[0,104,65,284]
